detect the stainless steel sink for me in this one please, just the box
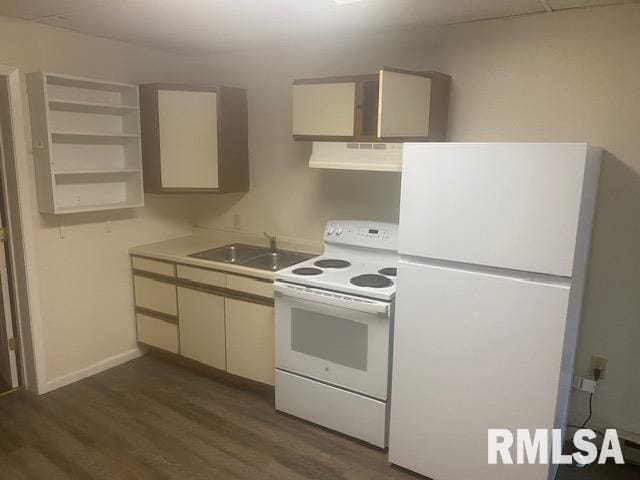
[189,244,313,271]
[189,244,267,264]
[242,251,313,272]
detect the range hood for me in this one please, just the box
[309,142,403,172]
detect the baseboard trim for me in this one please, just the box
[44,348,143,393]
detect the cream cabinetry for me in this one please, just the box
[131,255,275,386]
[133,275,177,316]
[226,274,273,299]
[139,84,249,194]
[177,264,226,288]
[136,313,179,354]
[158,90,219,189]
[131,257,175,277]
[225,299,275,386]
[292,68,450,142]
[177,287,226,370]
[292,82,357,138]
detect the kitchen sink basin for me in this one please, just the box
[189,244,313,271]
[189,244,266,264]
[242,251,312,272]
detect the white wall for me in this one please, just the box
[0,16,208,387]
[194,5,640,434]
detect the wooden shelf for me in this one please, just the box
[56,200,144,214]
[51,131,140,145]
[53,168,141,176]
[46,73,136,93]
[48,99,138,115]
[26,72,144,214]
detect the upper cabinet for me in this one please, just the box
[139,84,249,194]
[292,68,451,143]
[26,72,144,214]
[292,78,362,140]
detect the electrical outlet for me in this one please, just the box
[591,355,608,380]
[232,214,241,231]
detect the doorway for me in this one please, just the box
[0,121,19,393]
[0,67,41,395]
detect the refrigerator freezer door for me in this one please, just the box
[399,143,589,277]
[389,259,571,480]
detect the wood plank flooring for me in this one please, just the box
[0,355,637,480]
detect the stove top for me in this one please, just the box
[378,267,397,277]
[275,220,399,301]
[292,267,323,276]
[276,256,398,301]
[314,259,351,269]
[350,274,394,288]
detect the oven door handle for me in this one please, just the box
[273,282,390,315]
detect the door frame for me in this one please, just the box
[0,64,46,393]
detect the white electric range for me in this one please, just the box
[273,220,398,448]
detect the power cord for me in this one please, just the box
[579,392,594,429]
[578,367,602,429]
[565,367,602,469]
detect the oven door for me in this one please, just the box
[274,282,391,400]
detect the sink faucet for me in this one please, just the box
[263,232,277,251]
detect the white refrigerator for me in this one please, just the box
[389,143,601,480]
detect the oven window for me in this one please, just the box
[291,308,368,371]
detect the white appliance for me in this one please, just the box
[309,142,403,171]
[389,143,601,480]
[274,220,399,447]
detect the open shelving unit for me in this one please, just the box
[26,72,144,214]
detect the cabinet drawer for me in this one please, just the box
[226,274,273,299]
[132,256,175,277]
[177,264,226,288]
[275,370,386,448]
[133,275,177,316]
[225,298,275,385]
[136,313,179,353]
[178,287,226,370]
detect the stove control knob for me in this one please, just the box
[327,226,335,235]
[336,226,343,236]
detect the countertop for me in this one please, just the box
[129,227,323,281]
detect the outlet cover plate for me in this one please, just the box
[590,355,608,380]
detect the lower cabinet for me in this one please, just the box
[225,298,275,386]
[178,287,226,370]
[132,256,275,386]
[136,313,179,354]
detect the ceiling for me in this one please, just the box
[0,0,636,55]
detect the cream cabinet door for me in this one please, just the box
[158,89,219,188]
[292,82,356,137]
[178,287,226,370]
[377,69,431,138]
[225,298,275,385]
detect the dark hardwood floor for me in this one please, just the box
[0,355,637,479]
